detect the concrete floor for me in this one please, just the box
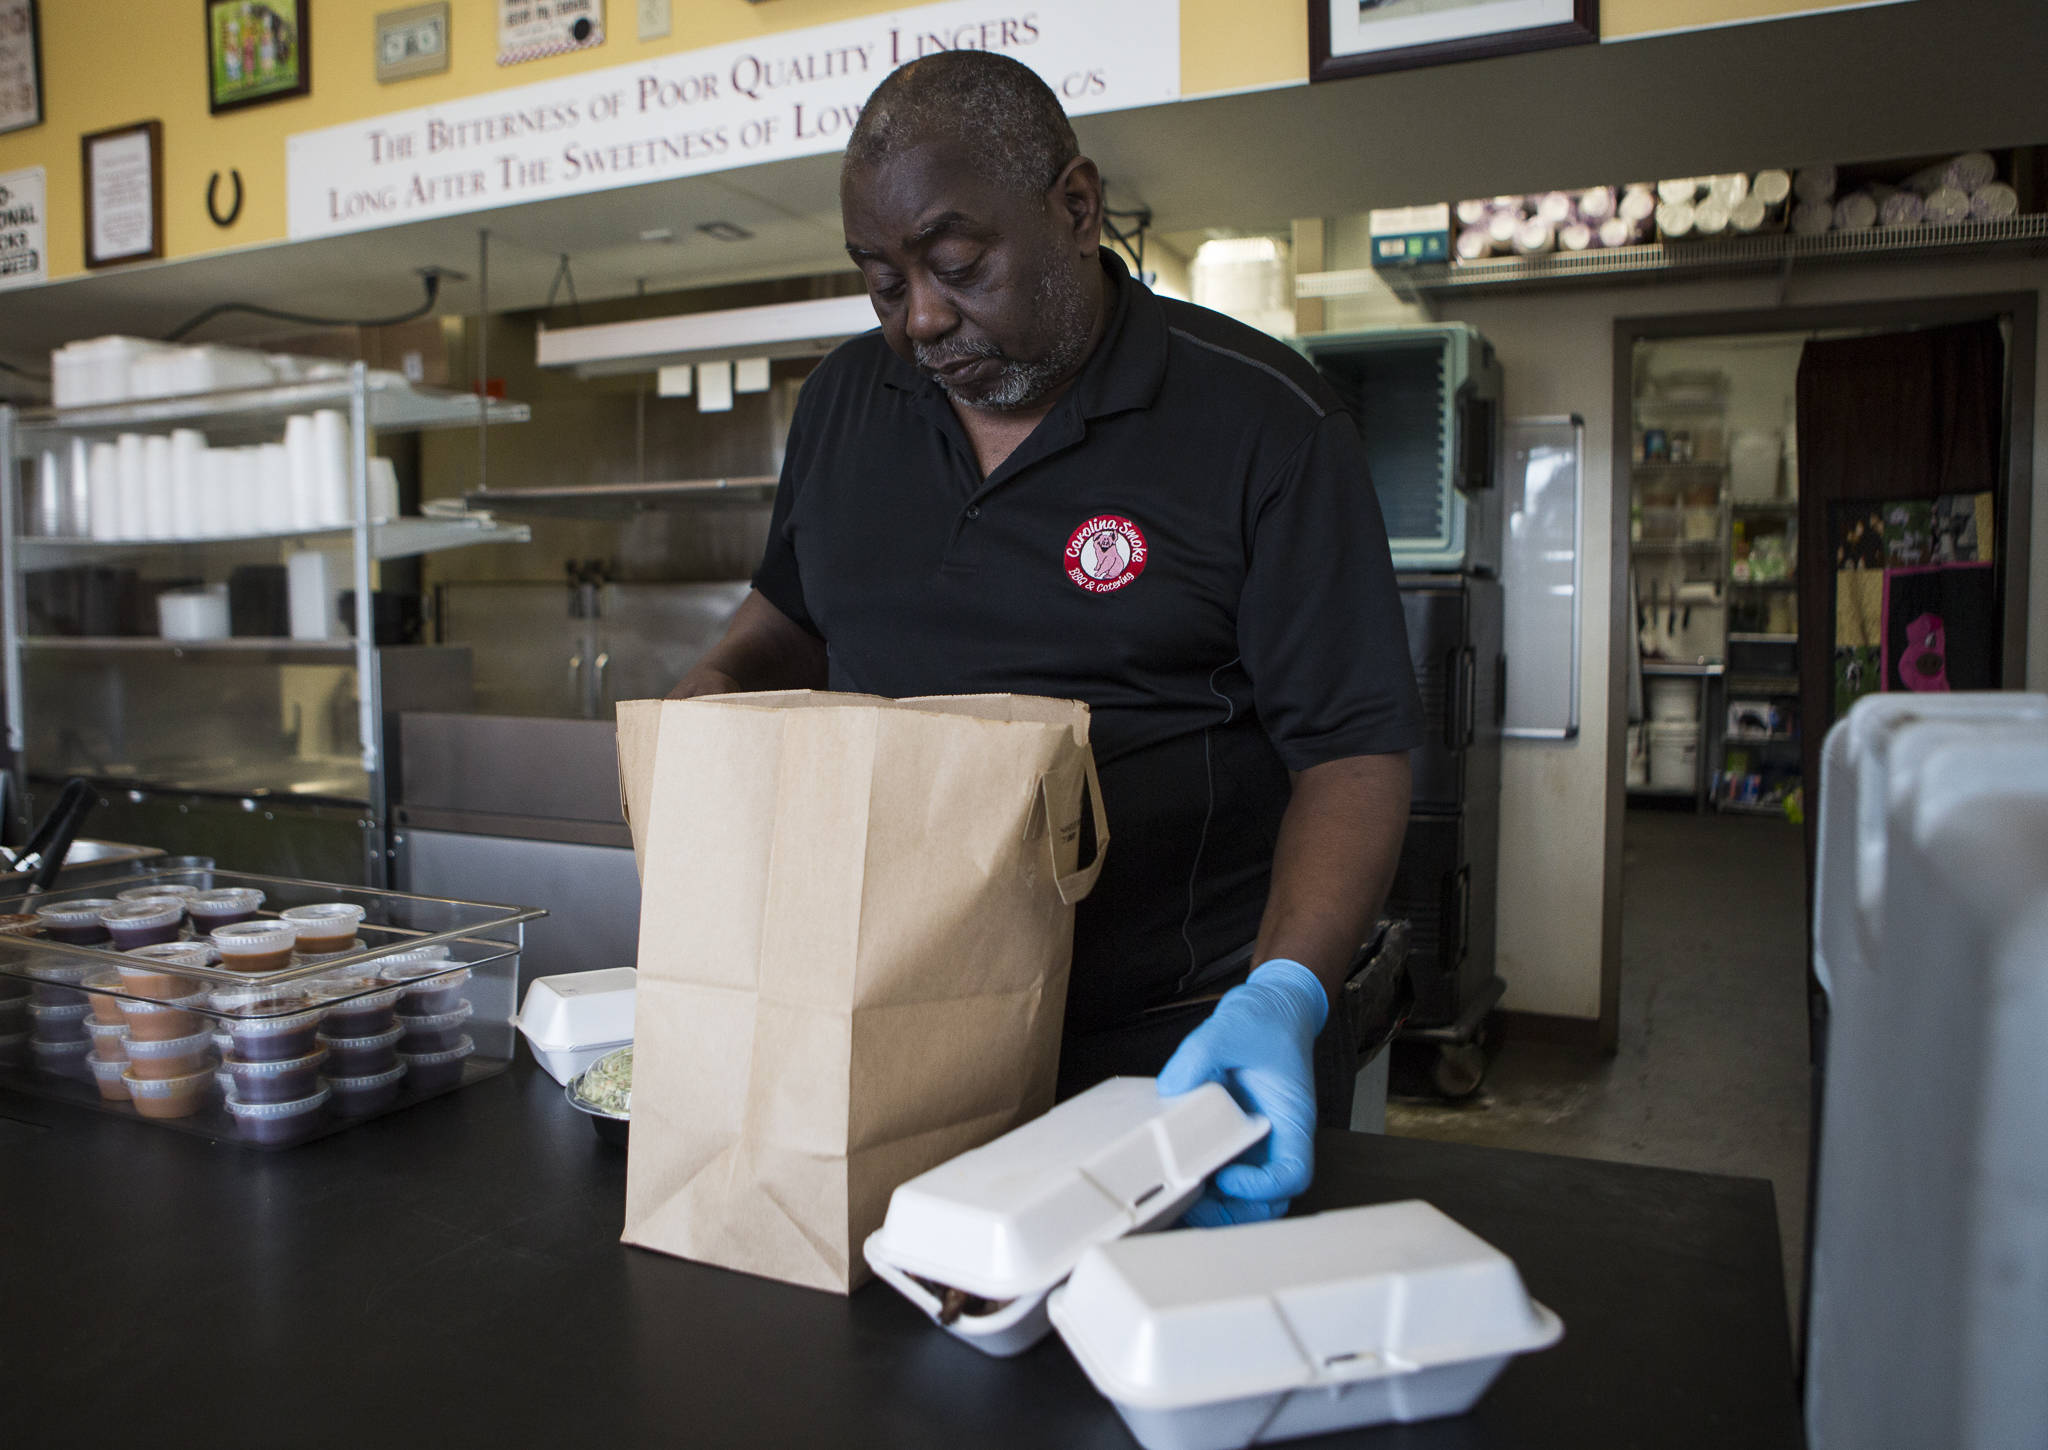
[1387,807,1813,1320]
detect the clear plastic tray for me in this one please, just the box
[0,869,541,1149]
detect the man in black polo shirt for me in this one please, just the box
[673,52,1420,1225]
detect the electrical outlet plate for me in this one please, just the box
[637,0,671,40]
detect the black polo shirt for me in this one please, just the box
[754,250,1422,1033]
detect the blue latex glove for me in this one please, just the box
[1157,958,1327,1227]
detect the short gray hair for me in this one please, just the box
[846,51,1078,200]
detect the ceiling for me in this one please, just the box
[1,0,2042,373]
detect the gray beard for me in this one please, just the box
[914,258,1094,411]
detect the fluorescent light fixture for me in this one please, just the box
[657,364,692,396]
[697,361,734,412]
[734,357,770,393]
[639,227,676,243]
[698,220,754,242]
[536,293,876,378]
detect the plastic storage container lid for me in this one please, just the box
[188,887,264,912]
[317,1023,406,1052]
[211,921,299,953]
[398,1034,475,1067]
[224,1045,327,1076]
[378,944,452,969]
[516,968,636,1053]
[281,903,366,932]
[863,1077,1269,1302]
[34,898,116,927]
[1048,1200,1564,1415]
[116,885,201,903]
[224,1084,331,1118]
[124,1028,216,1060]
[121,942,215,967]
[396,1000,472,1032]
[303,975,404,1010]
[100,900,185,933]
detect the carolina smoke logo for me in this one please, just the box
[1064,515,1148,594]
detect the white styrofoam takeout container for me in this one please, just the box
[863,1077,1269,1358]
[1048,1199,1563,1450]
[515,968,636,1084]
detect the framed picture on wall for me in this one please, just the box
[0,0,43,136]
[205,0,312,114]
[82,120,164,268]
[1310,0,1597,83]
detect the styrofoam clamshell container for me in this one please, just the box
[1047,1199,1563,1450]
[862,1077,1269,1358]
[515,968,635,1084]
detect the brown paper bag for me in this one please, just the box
[615,690,1108,1293]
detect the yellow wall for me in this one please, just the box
[0,0,1903,281]
[1604,0,1903,39]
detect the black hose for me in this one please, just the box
[164,271,442,343]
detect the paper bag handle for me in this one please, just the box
[1039,750,1110,906]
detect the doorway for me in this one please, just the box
[1606,292,2035,1310]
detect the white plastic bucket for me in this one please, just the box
[1648,721,1699,791]
[1647,676,1699,723]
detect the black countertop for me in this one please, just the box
[2,1060,1802,1449]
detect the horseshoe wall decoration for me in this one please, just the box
[206,169,244,228]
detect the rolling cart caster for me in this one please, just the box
[1431,1041,1489,1100]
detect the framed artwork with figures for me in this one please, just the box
[206,0,312,114]
[1310,0,1596,83]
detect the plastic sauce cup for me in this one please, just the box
[27,959,95,1007]
[221,1046,327,1105]
[90,1055,133,1100]
[327,1064,406,1117]
[119,989,212,1042]
[186,888,265,932]
[214,995,323,1062]
[210,921,299,975]
[0,912,43,936]
[311,980,405,1039]
[317,1023,404,1078]
[396,1000,474,1055]
[82,971,130,1023]
[84,1018,129,1062]
[116,942,212,1000]
[123,1064,215,1119]
[33,899,116,945]
[26,999,91,1043]
[31,1035,93,1080]
[123,1029,214,1080]
[398,1035,475,1093]
[99,900,185,951]
[383,961,471,1017]
[116,885,200,908]
[280,904,367,955]
[225,1085,331,1146]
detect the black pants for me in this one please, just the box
[1055,1002,1214,1101]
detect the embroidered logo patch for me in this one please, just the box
[1064,515,1148,594]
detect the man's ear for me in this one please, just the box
[1052,156,1104,257]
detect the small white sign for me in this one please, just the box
[291,0,1179,242]
[88,129,156,264]
[500,0,603,67]
[0,164,46,290]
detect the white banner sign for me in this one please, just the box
[0,164,45,290]
[288,0,1179,241]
